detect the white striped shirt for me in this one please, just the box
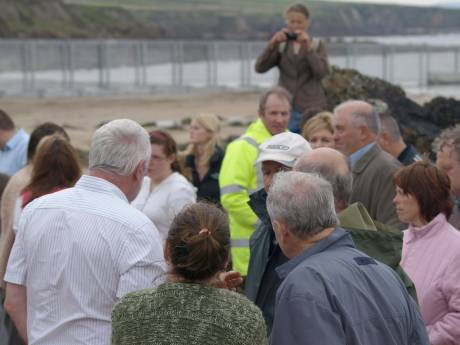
[4,175,166,345]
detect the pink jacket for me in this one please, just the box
[401,213,460,345]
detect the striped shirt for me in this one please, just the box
[4,175,166,345]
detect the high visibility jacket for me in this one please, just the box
[219,119,272,275]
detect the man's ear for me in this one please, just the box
[273,219,290,242]
[134,160,146,181]
[163,241,170,262]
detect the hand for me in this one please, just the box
[296,31,312,51]
[269,29,288,47]
[213,271,243,291]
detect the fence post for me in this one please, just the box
[455,47,459,74]
[21,42,29,92]
[418,46,424,87]
[382,45,387,80]
[29,41,36,91]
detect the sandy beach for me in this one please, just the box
[1,90,434,154]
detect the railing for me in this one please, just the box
[0,39,459,97]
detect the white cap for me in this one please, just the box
[256,132,312,167]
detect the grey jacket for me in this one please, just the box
[351,144,405,230]
[270,228,429,345]
[255,39,329,114]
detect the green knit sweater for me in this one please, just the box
[112,282,267,345]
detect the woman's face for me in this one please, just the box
[148,143,174,180]
[189,119,212,145]
[393,186,425,226]
[309,128,335,149]
[286,11,310,33]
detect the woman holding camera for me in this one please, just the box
[255,3,329,133]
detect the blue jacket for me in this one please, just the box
[270,228,429,345]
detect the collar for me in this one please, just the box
[248,189,270,224]
[75,175,128,203]
[2,129,27,151]
[349,142,375,168]
[405,213,447,244]
[276,227,354,280]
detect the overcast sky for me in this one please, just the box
[332,0,444,6]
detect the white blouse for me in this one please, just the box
[132,173,196,240]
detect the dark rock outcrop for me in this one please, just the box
[322,67,460,154]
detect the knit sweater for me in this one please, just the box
[112,282,267,345]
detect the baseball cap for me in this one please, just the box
[256,132,312,167]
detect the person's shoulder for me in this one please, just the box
[112,285,160,319]
[364,145,401,174]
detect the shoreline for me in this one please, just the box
[1,89,454,153]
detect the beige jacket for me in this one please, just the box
[350,144,405,231]
[255,38,329,115]
[0,165,32,289]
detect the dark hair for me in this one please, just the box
[286,3,310,18]
[0,109,14,131]
[27,122,69,161]
[149,130,181,172]
[393,161,453,222]
[167,202,230,282]
[23,135,81,207]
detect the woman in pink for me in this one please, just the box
[394,161,460,345]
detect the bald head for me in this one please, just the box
[294,148,353,211]
[333,100,381,156]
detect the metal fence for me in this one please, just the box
[0,39,459,97]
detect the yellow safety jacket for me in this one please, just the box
[219,119,272,275]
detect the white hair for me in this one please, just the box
[267,171,338,239]
[89,119,151,176]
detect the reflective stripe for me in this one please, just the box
[240,135,264,190]
[231,239,250,247]
[221,184,246,195]
[239,136,259,149]
[255,161,264,190]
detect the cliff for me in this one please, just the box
[1,0,460,39]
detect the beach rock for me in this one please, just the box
[322,66,459,153]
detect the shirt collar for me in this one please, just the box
[349,142,375,167]
[2,128,27,151]
[75,175,128,203]
[276,227,354,280]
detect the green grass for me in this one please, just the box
[62,0,345,14]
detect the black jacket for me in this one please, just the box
[185,146,224,205]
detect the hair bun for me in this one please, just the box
[199,228,211,237]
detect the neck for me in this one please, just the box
[150,170,173,186]
[0,129,16,148]
[168,272,218,286]
[89,169,130,200]
[387,140,406,159]
[411,217,428,228]
[289,227,335,258]
[194,144,207,164]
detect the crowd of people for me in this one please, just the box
[0,2,460,345]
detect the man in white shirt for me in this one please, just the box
[3,119,165,345]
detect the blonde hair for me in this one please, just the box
[184,113,220,168]
[302,111,334,140]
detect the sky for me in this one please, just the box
[332,0,451,6]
